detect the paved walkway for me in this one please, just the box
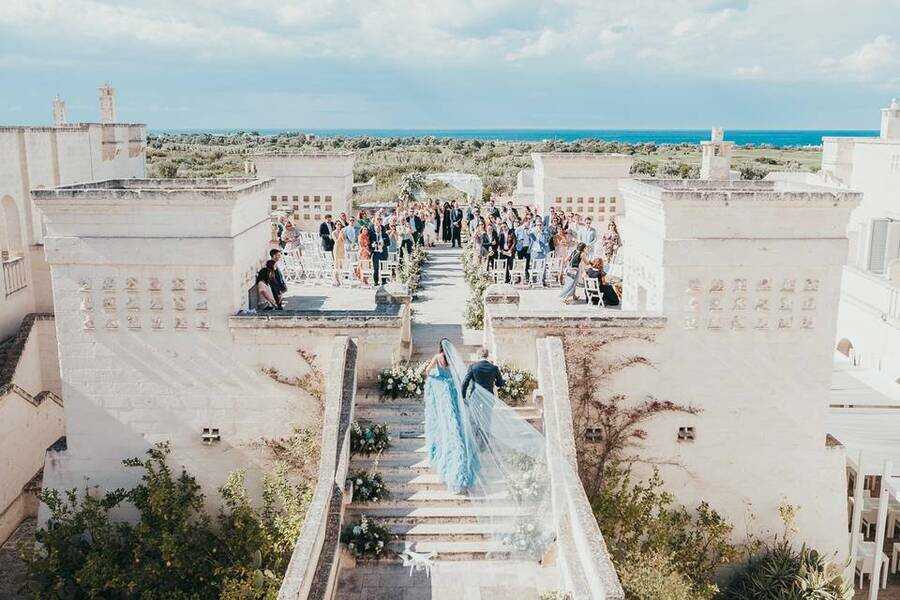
[0,518,33,599]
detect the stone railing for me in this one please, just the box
[3,255,27,297]
[483,284,666,371]
[230,283,411,383]
[537,336,624,600]
[278,336,357,600]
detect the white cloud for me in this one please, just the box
[820,35,899,79]
[1,0,898,85]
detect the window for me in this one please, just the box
[292,195,299,202]
[304,214,310,221]
[598,206,605,213]
[610,196,617,204]
[677,427,695,442]
[599,197,605,203]
[588,196,594,204]
[325,195,332,202]
[202,427,221,445]
[587,206,594,213]
[303,195,310,204]
[271,195,277,202]
[325,205,332,211]
[281,196,288,202]
[869,219,890,274]
[555,196,562,204]
[584,428,603,443]
[314,195,321,202]
[610,206,616,212]
[577,197,584,204]
[566,197,573,204]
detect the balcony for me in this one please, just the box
[2,256,27,297]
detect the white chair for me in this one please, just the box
[856,542,889,589]
[358,259,374,287]
[585,277,604,306]
[398,545,436,578]
[545,257,564,286]
[491,264,507,284]
[509,259,527,286]
[527,258,546,287]
[379,260,395,285]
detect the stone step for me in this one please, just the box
[381,540,511,561]
[351,456,431,470]
[349,489,510,509]
[355,403,425,418]
[379,471,446,490]
[386,522,513,542]
[346,505,518,524]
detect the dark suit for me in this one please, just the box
[272,265,287,305]
[461,360,505,398]
[450,208,463,247]
[411,215,425,246]
[371,227,390,282]
[319,221,335,252]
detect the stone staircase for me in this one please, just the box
[348,384,520,562]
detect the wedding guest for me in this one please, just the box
[425,208,438,247]
[332,223,346,285]
[498,223,516,282]
[357,227,373,286]
[371,221,390,283]
[560,243,589,304]
[514,218,532,274]
[553,218,570,260]
[256,265,278,311]
[441,202,452,243]
[585,258,620,306]
[282,219,300,251]
[273,215,286,248]
[485,224,499,271]
[450,201,463,248]
[601,218,621,263]
[579,217,597,255]
[319,214,335,252]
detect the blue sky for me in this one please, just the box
[1,0,899,130]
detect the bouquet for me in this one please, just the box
[348,470,390,503]
[350,422,392,456]
[341,515,393,558]
[377,362,425,399]
[498,365,537,406]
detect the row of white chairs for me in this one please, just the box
[487,257,566,287]
[282,247,402,288]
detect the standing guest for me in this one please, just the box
[498,223,516,282]
[450,202,463,248]
[357,227,373,286]
[579,217,597,255]
[441,202,452,243]
[273,215,286,248]
[553,218,570,261]
[601,219,621,263]
[371,221,390,283]
[344,216,359,248]
[400,222,414,260]
[338,212,349,228]
[282,219,300,251]
[357,210,372,230]
[560,243,589,305]
[410,211,425,246]
[319,214,335,252]
[387,225,400,254]
[505,201,520,221]
[485,224,499,271]
[425,208,438,247]
[514,218,532,275]
[585,258,620,306]
[256,265,279,311]
[332,223,346,285]
[269,250,287,308]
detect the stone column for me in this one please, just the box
[482,283,519,361]
[376,282,412,362]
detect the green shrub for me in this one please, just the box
[19,443,311,600]
[617,551,702,600]
[721,540,852,600]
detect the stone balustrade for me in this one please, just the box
[278,337,357,600]
[537,336,624,600]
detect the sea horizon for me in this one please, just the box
[150,127,881,148]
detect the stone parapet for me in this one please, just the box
[277,337,357,600]
[537,337,624,600]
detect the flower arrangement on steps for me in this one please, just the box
[350,422,392,456]
[348,470,390,503]
[461,246,491,329]
[497,364,538,406]
[377,361,426,399]
[341,515,393,559]
[398,244,428,297]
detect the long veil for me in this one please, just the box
[441,339,555,560]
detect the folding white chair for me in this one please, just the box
[527,258,546,287]
[379,260,396,285]
[585,278,604,306]
[491,264,507,284]
[509,259,528,286]
[545,257,564,286]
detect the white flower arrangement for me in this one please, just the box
[350,421,392,456]
[341,514,393,559]
[502,514,552,559]
[348,470,389,503]
[498,364,537,406]
[377,361,426,399]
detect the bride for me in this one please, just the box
[422,340,479,494]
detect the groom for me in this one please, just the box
[460,348,505,450]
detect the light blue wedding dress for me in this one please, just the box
[423,363,479,494]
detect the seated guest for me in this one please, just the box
[560,243,588,304]
[269,251,287,307]
[256,266,278,310]
[584,258,620,306]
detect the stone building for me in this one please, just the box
[0,85,144,545]
[700,127,734,180]
[484,177,861,557]
[248,152,355,231]
[528,152,634,228]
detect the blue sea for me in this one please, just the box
[154,128,880,148]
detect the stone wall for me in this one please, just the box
[0,314,63,545]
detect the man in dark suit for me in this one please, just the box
[319,214,335,252]
[370,222,390,284]
[450,202,463,248]
[411,213,425,246]
[461,347,505,398]
[461,348,505,449]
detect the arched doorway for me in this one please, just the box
[423,173,483,205]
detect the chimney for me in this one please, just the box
[700,128,734,180]
[52,95,68,126]
[99,83,117,123]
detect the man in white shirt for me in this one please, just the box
[579,217,598,254]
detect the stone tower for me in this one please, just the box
[99,83,117,123]
[880,98,900,140]
[52,95,68,126]
[700,127,734,180]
